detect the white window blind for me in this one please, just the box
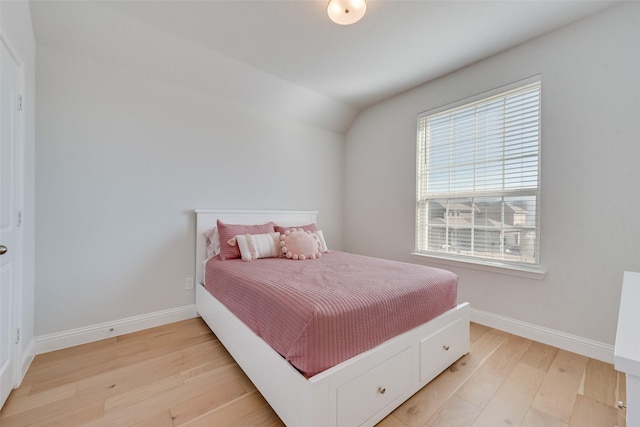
[416,79,541,268]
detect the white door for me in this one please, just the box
[0,35,22,409]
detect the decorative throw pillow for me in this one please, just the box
[217,220,276,260]
[235,232,281,262]
[280,229,322,260]
[274,223,318,234]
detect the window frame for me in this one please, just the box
[414,76,544,277]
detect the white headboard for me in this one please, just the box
[194,209,318,285]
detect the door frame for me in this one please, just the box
[0,29,26,405]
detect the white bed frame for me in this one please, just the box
[194,209,470,427]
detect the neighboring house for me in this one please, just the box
[427,200,535,262]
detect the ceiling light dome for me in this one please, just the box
[327,0,366,25]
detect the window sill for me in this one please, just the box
[411,252,546,280]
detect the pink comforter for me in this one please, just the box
[205,251,457,377]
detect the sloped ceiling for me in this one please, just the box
[29,0,616,133]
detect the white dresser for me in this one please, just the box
[615,271,640,426]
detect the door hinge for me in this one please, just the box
[18,95,23,111]
[15,328,20,344]
[17,211,22,227]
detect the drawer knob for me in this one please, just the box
[443,345,450,351]
[378,387,386,395]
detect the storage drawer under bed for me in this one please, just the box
[419,318,468,382]
[336,347,413,426]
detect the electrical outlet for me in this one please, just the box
[185,277,194,290]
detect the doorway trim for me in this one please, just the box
[0,29,27,401]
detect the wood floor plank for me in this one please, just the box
[619,370,627,404]
[583,358,618,407]
[0,382,77,417]
[455,334,531,408]
[521,407,569,427]
[423,395,483,426]
[180,338,226,363]
[471,362,546,427]
[127,410,175,427]
[180,355,235,383]
[226,405,285,427]
[21,342,148,394]
[531,349,588,423]
[0,395,104,427]
[24,332,214,396]
[619,408,627,427]
[469,322,491,343]
[29,401,105,427]
[116,318,211,346]
[393,329,508,426]
[28,337,119,367]
[99,364,250,425]
[377,414,409,426]
[519,341,558,372]
[568,394,618,427]
[0,319,626,427]
[618,371,627,427]
[25,339,146,379]
[169,379,249,425]
[180,390,271,427]
[102,373,185,411]
[76,350,185,399]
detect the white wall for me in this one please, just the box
[34,44,344,338]
[0,0,36,377]
[345,2,640,349]
[29,1,356,135]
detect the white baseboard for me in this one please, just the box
[35,305,197,355]
[32,305,614,363]
[471,308,614,364]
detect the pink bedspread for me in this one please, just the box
[204,251,457,377]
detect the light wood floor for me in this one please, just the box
[0,318,627,427]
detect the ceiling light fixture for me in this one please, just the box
[327,0,366,25]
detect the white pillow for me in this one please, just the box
[313,230,329,253]
[204,227,220,258]
[236,232,281,262]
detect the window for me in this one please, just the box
[416,78,541,270]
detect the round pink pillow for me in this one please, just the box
[280,229,321,260]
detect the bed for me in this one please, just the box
[194,209,470,427]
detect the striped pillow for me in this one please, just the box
[235,232,282,262]
[217,220,276,260]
